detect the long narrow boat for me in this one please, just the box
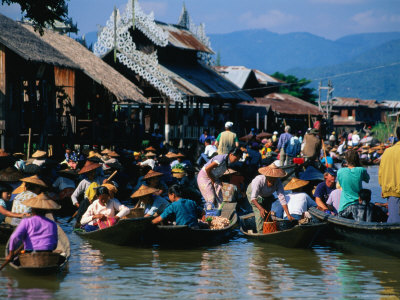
[75,216,153,246]
[0,223,15,244]
[5,225,70,273]
[309,206,400,255]
[151,203,238,246]
[239,213,327,248]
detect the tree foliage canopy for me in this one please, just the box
[271,72,318,104]
[1,0,70,34]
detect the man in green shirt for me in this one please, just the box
[215,121,239,155]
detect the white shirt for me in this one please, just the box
[352,134,360,144]
[141,159,155,169]
[204,145,217,157]
[80,198,130,226]
[283,192,317,217]
[53,176,75,191]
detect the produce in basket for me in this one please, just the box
[206,216,230,230]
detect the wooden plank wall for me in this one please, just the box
[54,66,76,133]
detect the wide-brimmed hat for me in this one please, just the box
[13,152,25,158]
[130,185,159,198]
[145,152,156,158]
[0,167,24,182]
[223,168,237,176]
[101,148,111,155]
[22,193,60,210]
[78,160,102,174]
[20,175,47,188]
[143,170,163,180]
[0,149,10,157]
[101,183,118,194]
[284,178,309,191]
[175,153,185,158]
[88,151,102,159]
[165,152,178,159]
[145,146,156,152]
[32,150,47,158]
[107,151,120,158]
[23,164,41,175]
[258,163,287,178]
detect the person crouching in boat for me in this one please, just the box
[6,193,60,261]
[283,178,317,220]
[152,185,204,228]
[80,186,130,232]
[247,164,294,233]
[197,148,243,210]
[0,183,28,223]
[131,185,169,217]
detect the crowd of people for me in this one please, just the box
[1,119,400,255]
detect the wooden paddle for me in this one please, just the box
[0,244,24,271]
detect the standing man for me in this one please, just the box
[379,127,400,223]
[303,129,321,163]
[215,121,239,155]
[277,126,292,166]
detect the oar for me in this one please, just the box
[67,171,119,223]
[0,244,24,271]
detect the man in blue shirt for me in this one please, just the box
[152,185,203,227]
[314,168,337,211]
[277,126,292,166]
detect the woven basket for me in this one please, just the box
[262,211,278,234]
[126,208,145,219]
[19,252,60,267]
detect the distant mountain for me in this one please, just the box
[209,30,400,100]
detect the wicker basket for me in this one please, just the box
[126,208,145,219]
[19,252,60,267]
[262,211,278,234]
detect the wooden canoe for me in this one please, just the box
[75,216,154,246]
[309,207,400,256]
[239,213,327,248]
[151,203,238,246]
[0,223,15,244]
[5,224,70,273]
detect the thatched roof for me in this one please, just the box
[0,14,77,69]
[22,25,148,103]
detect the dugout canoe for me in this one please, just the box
[5,225,70,273]
[309,207,400,255]
[239,213,327,248]
[151,203,238,246]
[0,223,15,244]
[75,216,153,246]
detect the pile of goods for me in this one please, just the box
[206,216,230,230]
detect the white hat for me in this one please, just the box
[225,121,233,128]
[273,131,278,135]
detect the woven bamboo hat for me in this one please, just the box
[101,148,111,155]
[143,170,163,180]
[145,152,156,158]
[258,163,287,178]
[22,193,60,210]
[175,153,185,158]
[284,178,309,191]
[223,168,237,176]
[130,185,159,198]
[145,146,156,152]
[0,167,24,182]
[165,152,178,159]
[88,151,102,159]
[107,151,120,158]
[20,175,47,188]
[78,160,102,174]
[101,183,118,194]
[32,150,47,158]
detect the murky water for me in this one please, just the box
[1,166,399,299]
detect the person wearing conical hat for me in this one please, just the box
[6,193,60,260]
[7,175,47,226]
[131,185,169,218]
[80,186,129,232]
[282,178,316,220]
[31,150,47,167]
[246,163,295,233]
[71,160,104,226]
[143,170,168,197]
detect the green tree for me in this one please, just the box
[271,72,317,104]
[2,0,70,34]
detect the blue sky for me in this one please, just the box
[1,0,400,39]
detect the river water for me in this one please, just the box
[1,166,399,299]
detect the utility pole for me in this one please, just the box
[318,80,334,134]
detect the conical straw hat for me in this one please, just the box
[175,153,185,158]
[165,152,178,159]
[22,193,61,210]
[143,170,163,180]
[223,168,237,176]
[258,163,287,178]
[0,149,10,157]
[0,167,24,182]
[32,150,47,158]
[284,178,309,191]
[130,185,159,198]
[145,146,156,152]
[145,152,156,157]
[20,175,47,187]
[107,151,120,157]
[78,160,102,174]
[101,148,111,155]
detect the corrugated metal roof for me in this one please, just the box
[241,93,321,115]
[156,22,213,54]
[253,69,284,84]
[331,97,378,108]
[160,62,254,102]
[380,100,400,109]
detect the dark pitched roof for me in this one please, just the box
[0,14,78,69]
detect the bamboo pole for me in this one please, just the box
[27,128,32,158]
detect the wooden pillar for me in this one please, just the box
[164,97,169,143]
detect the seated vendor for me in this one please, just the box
[80,186,130,232]
[0,183,28,223]
[131,185,169,217]
[6,193,60,260]
[313,168,337,211]
[152,185,203,227]
[283,178,317,220]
